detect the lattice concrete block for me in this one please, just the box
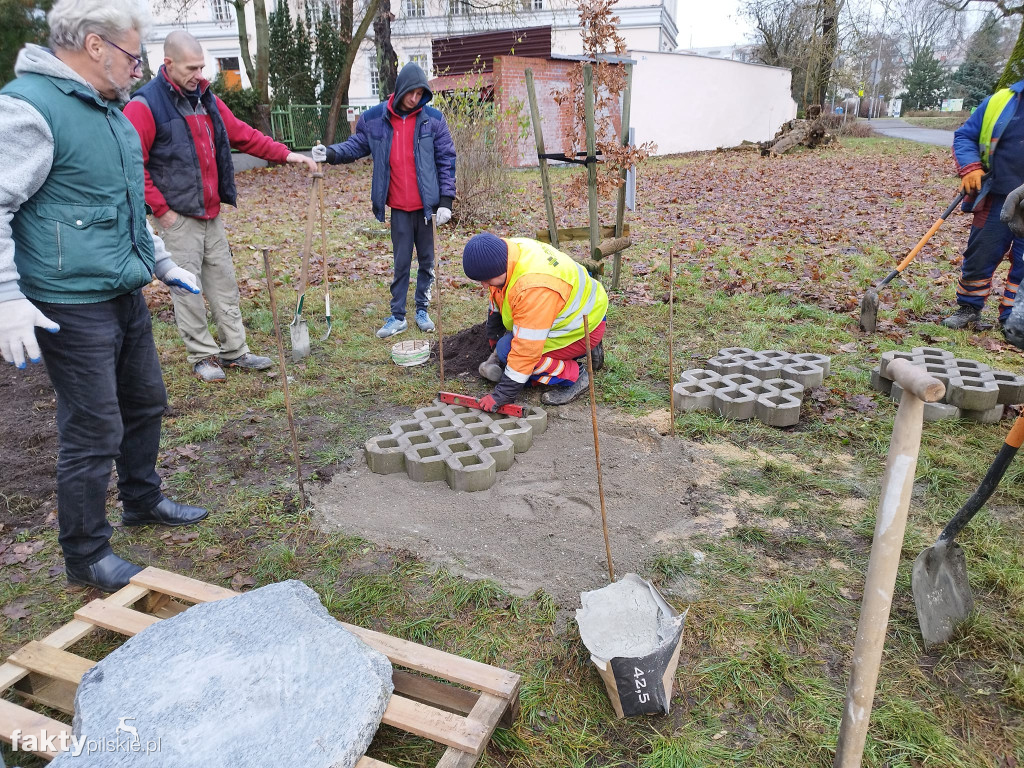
[962,404,1005,424]
[673,381,714,412]
[762,378,805,399]
[681,368,721,385]
[793,353,831,376]
[520,406,548,435]
[395,430,438,451]
[879,350,918,379]
[946,375,1000,411]
[738,380,780,399]
[951,358,991,375]
[742,357,786,380]
[992,370,1024,404]
[718,347,755,357]
[707,354,746,375]
[758,349,794,364]
[781,362,824,388]
[471,434,516,472]
[755,392,802,427]
[870,367,893,396]
[721,373,761,390]
[445,449,497,492]
[390,419,427,437]
[488,415,534,453]
[365,435,406,474]
[405,442,451,483]
[911,346,954,360]
[712,386,756,420]
[923,401,961,422]
[413,405,447,421]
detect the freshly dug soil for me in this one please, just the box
[1,363,58,531]
[431,321,491,378]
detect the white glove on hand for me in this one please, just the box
[0,297,59,368]
[162,266,201,296]
[311,143,329,163]
[1001,183,1024,238]
[435,207,452,226]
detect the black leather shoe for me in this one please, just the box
[122,497,209,527]
[66,553,143,593]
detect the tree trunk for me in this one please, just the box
[253,0,270,102]
[233,0,257,89]
[814,0,840,107]
[325,0,382,144]
[374,0,398,100]
[998,14,1024,89]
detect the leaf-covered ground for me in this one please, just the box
[2,137,1023,768]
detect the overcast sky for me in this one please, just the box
[680,0,755,49]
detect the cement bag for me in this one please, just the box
[576,573,687,718]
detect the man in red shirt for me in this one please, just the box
[125,30,316,382]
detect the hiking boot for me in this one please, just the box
[415,309,435,332]
[376,316,408,338]
[478,352,503,383]
[220,352,273,370]
[941,305,982,329]
[193,357,226,383]
[541,368,590,406]
[577,340,604,371]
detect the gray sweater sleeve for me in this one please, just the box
[0,95,54,304]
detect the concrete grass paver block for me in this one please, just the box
[891,380,903,402]
[673,381,714,412]
[390,419,427,437]
[923,401,961,422]
[444,450,497,492]
[680,368,721,384]
[718,347,754,357]
[780,362,824,388]
[712,387,756,420]
[961,404,1005,424]
[742,358,785,380]
[946,375,1000,411]
[992,370,1024,404]
[488,416,534,453]
[911,346,954,359]
[365,435,407,474]
[951,358,991,375]
[520,406,548,435]
[707,355,746,375]
[471,434,516,472]
[879,350,917,379]
[870,367,893,396]
[762,378,804,398]
[738,381,780,398]
[755,392,802,427]
[721,373,761,389]
[405,442,451,483]
[793,353,831,376]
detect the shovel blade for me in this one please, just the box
[912,540,974,650]
[290,317,311,361]
[859,288,879,333]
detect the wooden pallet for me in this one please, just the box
[0,567,520,767]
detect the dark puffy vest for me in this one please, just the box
[132,72,237,217]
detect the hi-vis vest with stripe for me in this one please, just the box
[980,88,1017,169]
[500,238,608,353]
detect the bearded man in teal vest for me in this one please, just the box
[0,0,209,592]
[946,81,1024,331]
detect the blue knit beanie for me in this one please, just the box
[463,233,508,281]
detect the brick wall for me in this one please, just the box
[492,56,623,168]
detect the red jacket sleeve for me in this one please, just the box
[123,99,172,218]
[216,96,291,163]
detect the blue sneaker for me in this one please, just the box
[376,316,408,338]
[415,309,435,332]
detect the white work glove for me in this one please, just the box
[0,297,59,368]
[1000,183,1024,238]
[161,267,201,297]
[435,207,452,226]
[311,143,329,163]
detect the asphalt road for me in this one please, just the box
[867,118,955,147]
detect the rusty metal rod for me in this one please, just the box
[262,248,307,509]
[668,248,675,437]
[436,238,444,388]
[582,313,614,582]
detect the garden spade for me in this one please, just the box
[912,414,1024,649]
[290,170,319,360]
[859,189,966,334]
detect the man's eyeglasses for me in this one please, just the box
[102,38,144,74]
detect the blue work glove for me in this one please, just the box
[0,298,59,368]
[161,267,201,296]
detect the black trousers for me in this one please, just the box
[389,208,434,319]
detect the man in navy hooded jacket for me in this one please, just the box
[314,63,456,339]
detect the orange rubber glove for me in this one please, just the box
[960,169,984,195]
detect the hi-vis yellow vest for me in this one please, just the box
[500,238,608,353]
[980,88,1017,169]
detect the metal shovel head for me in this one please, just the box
[289,314,310,361]
[912,539,975,650]
[859,288,879,333]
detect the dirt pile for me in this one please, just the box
[431,322,491,378]
[1,364,58,530]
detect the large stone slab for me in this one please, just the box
[52,581,392,767]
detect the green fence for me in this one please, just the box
[271,104,370,149]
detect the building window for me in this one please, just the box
[369,53,379,97]
[217,56,241,88]
[404,0,425,16]
[305,0,339,22]
[449,0,470,14]
[211,0,233,23]
[410,53,428,73]
[532,0,542,8]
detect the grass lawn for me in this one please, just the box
[903,116,968,131]
[2,137,1022,767]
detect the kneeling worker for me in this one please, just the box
[462,233,607,409]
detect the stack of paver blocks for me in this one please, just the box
[364,400,548,492]
[871,347,1024,423]
[672,348,831,427]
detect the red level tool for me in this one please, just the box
[439,391,525,418]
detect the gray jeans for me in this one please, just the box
[153,214,250,365]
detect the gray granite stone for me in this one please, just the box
[52,581,392,767]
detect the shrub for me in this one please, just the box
[818,114,874,137]
[212,74,263,128]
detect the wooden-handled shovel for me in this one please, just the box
[834,358,945,768]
